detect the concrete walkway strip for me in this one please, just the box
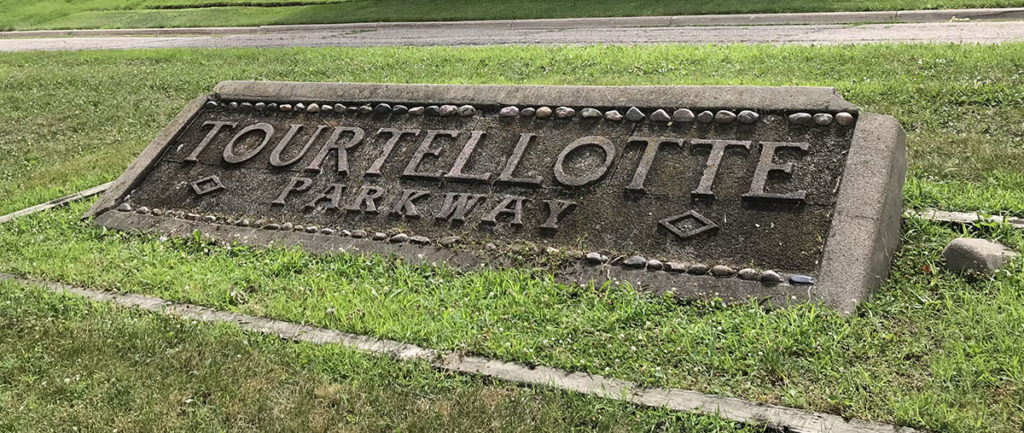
[0,182,113,224]
[0,272,918,433]
[1,7,1022,39]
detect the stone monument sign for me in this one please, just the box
[87,82,906,314]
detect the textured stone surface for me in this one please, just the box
[672,109,695,122]
[943,238,1020,275]
[625,107,645,121]
[90,82,904,313]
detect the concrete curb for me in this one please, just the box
[0,182,112,224]
[1,7,1022,39]
[0,272,920,433]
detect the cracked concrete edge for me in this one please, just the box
[0,272,919,433]
[1,7,1022,39]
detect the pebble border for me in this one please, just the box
[116,202,815,287]
[205,97,856,128]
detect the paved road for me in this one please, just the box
[2,21,1023,51]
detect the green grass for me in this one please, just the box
[1,44,1023,432]
[0,279,764,432]
[3,0,1024,30]
[2,44,1023,216]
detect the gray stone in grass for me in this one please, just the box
[672,108,695,122]
[625,107,645,121]
[585,252,607,264]
[622,255,647,268]
[943,237,1020,275]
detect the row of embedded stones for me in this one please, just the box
[116,202,812,286]
[207,98,854,127]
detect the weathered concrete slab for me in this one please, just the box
[87,82,905,313]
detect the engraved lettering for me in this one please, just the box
[271,176,312,206]
[366,128,419,176]
[495,133,542,187]
[553,136,616,188]
[390,189,431,218]
[223,123,274,164]
[186,121,236,162]
[742,141,810,202]
[345,185,384,213]
[444,130,492,183]
[435,193,486,222]
[270,124,329,167]
[481,195,528,226]
[304,183,345,210]
[625,136,684,193]
[404,130,458,180]
[691,139,752,199]
[540,200,577,230]
[305,127,365,175]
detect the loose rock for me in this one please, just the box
[835,112,855,126]
[710,265,736,277]
[320,228,335,235]
[943,237,1020,275]
[117,203,132,212]
[409,235,430,245]
[293,103,305,112]
[424,105,441,116]
[789,274,816,285]
[535,106,553,119]
[604,110,623,121]
[279,104,292,112]
[373,103,392,114]
[254,102,266,111]
[622,255,647,268]
[714,110,737,124]
[439,105,458,117]
[306,103,320,113]
[333,103,346,113]
[585,252,607,264]
[625,107,645,122]
[789,112,813,125]
[228,102,239,110]
[646,259,664,270]
[737,268,759,280]
[203,215,216,223]
[439,236,460,247]
[372,232,387,241]
[554,106,576,119]
[408,106,425,115]
[499,106,520,117]
[649,109,671,122]
[737,110,760,124]
[350,229,367,238]
[267,103,278,111]
[665,262,687,273]
[696,111,714,123]
[520,107,536,117]
[280,222,293,231]
[580,108,602,118]
[688,263,710,275]
[392,104,409,114]
[239,102,253,110]
[672,108,695,122]
[457,105,476,117]
[759,270,785,283]
[813,113,833,125]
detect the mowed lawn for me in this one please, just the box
[3,0,1024,30]
[0,44,1022,432]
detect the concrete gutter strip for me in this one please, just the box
[1,7,1022,39]
[0,182,113,224]
[0,273,919,433]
